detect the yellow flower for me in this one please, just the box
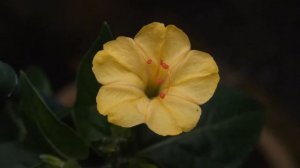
[92,22,219,136]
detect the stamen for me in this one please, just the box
[156,78,164,84]
[159,92,166,99]
[146,59,152,64]
[139,50,152,64]
[160,60,169,69]
[161,63,169,69]
[158,60,172,100]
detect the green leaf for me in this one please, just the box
[128,158,160,168]
[25,66,52,96]
[75,22,113,106]
[0,101,22,143]
[138,86,264,168]
[74,106,110,142]
[40,154,65,168]
[73,22,113,143]
[39,154,81,168]
[0,141,40,168]
[25,66,68,119]
[19,72,89,160]
[62,160,81,168]
[0,61,18,98]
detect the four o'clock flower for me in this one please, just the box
[92,22,219,136]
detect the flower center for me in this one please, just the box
[144,58,171,99]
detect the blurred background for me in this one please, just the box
[1,0,299,167]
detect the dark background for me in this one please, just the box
[1,0,299,167]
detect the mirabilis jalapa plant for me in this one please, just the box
[0,22,263,168]
[92,22,219,136]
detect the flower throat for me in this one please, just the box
[144,58,171,99]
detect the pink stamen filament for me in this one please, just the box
[144,59,172,99]
[158,60,172,99]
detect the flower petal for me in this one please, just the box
[134,22,166,64]
[134,23,190,67]
[97,84,144,115]
[163,96,201,132]
[96,84,148,127]
[167,50,219,104]
[146,98,182,136]
[174,50,219,82]
[107,97,149,127]
[169,73,220,105]
[146,96,201,136]
[162,25,191,66]
[93,50,145,89]
[103,36,148,82]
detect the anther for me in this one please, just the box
[156,78,164,84]
[159,92,166,99]
[157,60,171,100]
[159,60,169,69]
[160,60,164,65]
[146,59,152,64]
[161,63,169,69]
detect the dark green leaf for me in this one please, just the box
[75,22,113,106]
[138,86,264,168]
[0,61,18,98]
[0,101,23,143]
[0,103,16,142]
[39,154,65,168]
[19,72,89,160]
[74,106,110,142]
[62,160,81,168]
[0,141,40,168]
[25,66,52,96]
[91,126,134,158]
[73,22,113,143]
[111,125,133,140]
[128,158,160,168]
[25,66,68,119]
[39,155,81,168]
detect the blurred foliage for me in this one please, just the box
[25,66,52,97]
[0,23,264,168]
[0,61,18,98]
[19,71,89,160]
